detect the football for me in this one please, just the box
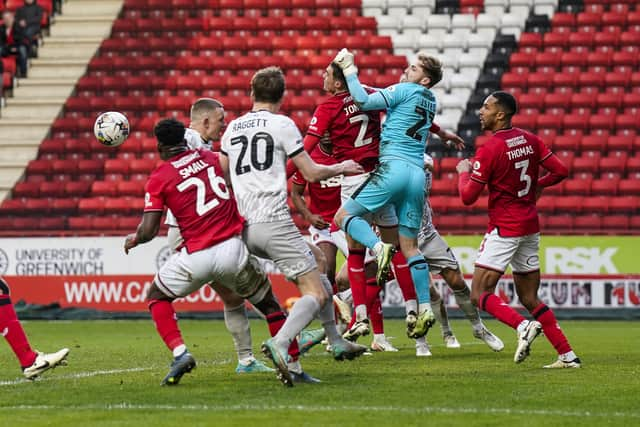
[94,111,130,147]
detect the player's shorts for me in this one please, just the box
[244,218,317,281]
[156,235,269,303]
[345,159,425,233]
[167,225,182,253]
[474,228,540,274]
[341,173,397,227]
[308,225,336,247]
[418,228,460,275]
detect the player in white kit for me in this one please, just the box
[220,67,368,386]
[163,98,273,374]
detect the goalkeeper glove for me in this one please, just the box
[333,48,358,77]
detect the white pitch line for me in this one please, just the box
[0,403,637,419]
[0,367,151,387]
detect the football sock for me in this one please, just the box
[266,311,300,361]
[318,275,342,344]
[347,249,367,321]
[0,295,37,368]
[366,279,384,334]
[342,215,380,249]
[274,295,319,349]
[149,299,185,353]
[223,303,253,362]
[453,286,483,329]
[337,289,353,305]
[391,249,418,302]
[531,303,572,355]
[479,292,525,330]
[430,295,451,336]
[408,255,430,305]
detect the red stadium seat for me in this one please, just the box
[618,179,640,195]
[545,215,573,231]
[573,215,602,231]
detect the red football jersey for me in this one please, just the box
[470,128,552,237]
[291,144,342,223]
[307,91,382,172]
[144,149,244,253]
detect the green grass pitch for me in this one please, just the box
[0,319,638,426]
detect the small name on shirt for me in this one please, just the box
[232,118,268,132]
[506,145,534,160]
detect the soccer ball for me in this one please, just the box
[94,111,130,147]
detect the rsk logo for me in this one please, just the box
[545,247,618,274]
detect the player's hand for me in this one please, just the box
[441,131,465,151]
[124,234,138,254]
[307,214,329,229]
[455,159,472,174]
[339,160,365,176]
[423,154,434,172]
[333,48,358,77]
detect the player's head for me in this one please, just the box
[154,118,187,160]
[401,53,442,88]
[324,63,347,94]
[190,98,225,142]
[479,91,518,132]
[251,66,286,106]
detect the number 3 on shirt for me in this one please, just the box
[514,159,532,197]
[177,167,230,216]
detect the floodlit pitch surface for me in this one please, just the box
[0,319,638,426]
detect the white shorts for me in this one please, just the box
[418,229,460,275]
[309,225,336,247]
[156,236,269,303]
[474,229,540,274]
[341,173,397,227]
[244,218,317,281]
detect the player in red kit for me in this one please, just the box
[289,62,464,342]
[124,118,316,386]
[456,91,581,368]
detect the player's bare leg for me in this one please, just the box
[514,271,580,368]
[440,268,503,352]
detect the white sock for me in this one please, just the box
[238,356,255,366]
[560,351,577,361]
[287,359,302,374]
[430,297,451,335]
[338,289,353,305]
[373,333,385,341]
[354,304,367,321]
[224,303,253,362]
[453,286,483,329]
[516,320,529,334]
[405,299,417,315]
[275,295,320,348]
[418,302,431,314]
[172,344,187,358]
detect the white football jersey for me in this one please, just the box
[165,128,212,226]
[221,110,303,224]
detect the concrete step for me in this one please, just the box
[0,120,51,142]
[62,1,124,17]
[28,60,87,79]
[39,45,99,60]
[50,17,115,38]
[2,98,66,119]
[13,79,76,98]
[0,145,41,163]
[0,190,9,202]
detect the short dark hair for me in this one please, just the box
[330,62,347,87]
[491,91,518,118]
[251,66,285,103]
[417,53,443,88]
[154,118,186,146]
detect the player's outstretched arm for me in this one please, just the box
[291,150,363,183]
[124,211,163,254]
[333,48,387,111]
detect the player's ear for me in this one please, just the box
[419,75,431,87]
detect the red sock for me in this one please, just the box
[366,279,384,334]
[391,249,417,302]
[479,292,526,330]
[0,296,37,368]
[348,249,367,310]
[531,303,572,355]
[149,299,184,352]
[266,311,300,361]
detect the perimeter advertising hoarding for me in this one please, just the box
[0,236,638,312]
